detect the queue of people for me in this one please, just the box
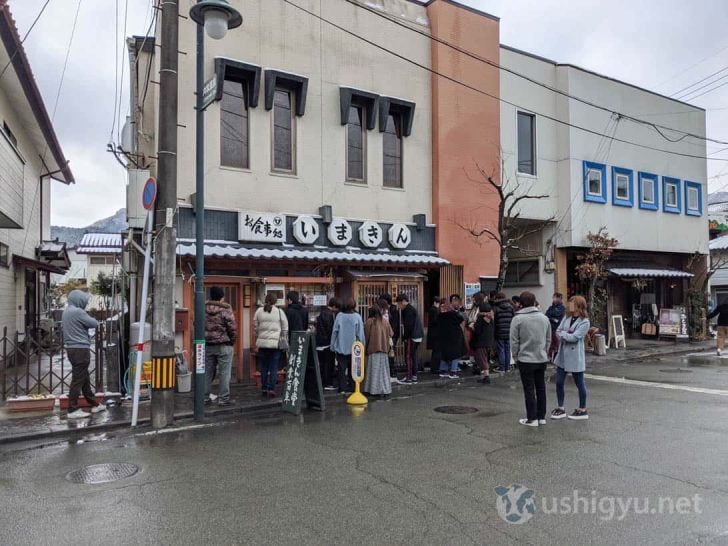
[209,284,591,425]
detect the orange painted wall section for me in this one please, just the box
[427,0,501,283]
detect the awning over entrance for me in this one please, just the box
[176,241,449,267]
[607,267,693,279]
[13,254,66,275]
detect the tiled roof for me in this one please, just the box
[176,241,448,266]
[77,233,122,254]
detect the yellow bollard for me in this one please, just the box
[347,341,368,405]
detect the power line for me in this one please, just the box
[0,0,52,81]
[683,79,728,103]
[677,72,728,102]
[282,0,727,162]
[49,0,82,123]
[116,0,129,145]
[659,42,728,90]
[110,0,119,141]
[671,64,728,98]
[340,0,727,147]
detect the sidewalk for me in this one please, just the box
[0,371,492,445]
[586,338,713,363]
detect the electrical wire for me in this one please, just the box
[282,0,727,162]
[339,0,726,148]
[677,73,728,102]
[110,0,119,142]
[49,0,82,123]
[0,0,52,82]
[116,0,129,145]
[671,65,728,99]
[682,79,728,103]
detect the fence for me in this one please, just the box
[0,322,107,401]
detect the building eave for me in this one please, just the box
[0,0,74,184]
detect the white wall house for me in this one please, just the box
[500,45,708,320]
[0,2,73,338]
[76,233,122,284]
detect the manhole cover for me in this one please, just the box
[66,463,139,485]
[434,406,479,414]
[659,369,693,374]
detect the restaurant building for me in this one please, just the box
[127,0,504,379]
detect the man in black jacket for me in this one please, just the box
[493,292,515,372]
[396,293,424,383]
[315,297,339,390]
[285,291,309,338]
[709,302,728,356]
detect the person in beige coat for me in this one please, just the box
[363,305,394,397]
[254,293,289,397]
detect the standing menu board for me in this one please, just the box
[282,331,326,415]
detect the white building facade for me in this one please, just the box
[500,45,708,333]
[0,2,73,339]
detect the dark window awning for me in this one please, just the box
[346,270,427,280]
[13,254,66,275]
[607,267,693,279]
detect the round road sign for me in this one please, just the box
[142,177,157,210]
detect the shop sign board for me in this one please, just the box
[388,224,412,249]
[239,211,286,243]
[293,215,319,245]
[465,283,481,310]
[658,308,682,336]
[328,218,353,246]
[282,331,326,416]
[359,221,383,248]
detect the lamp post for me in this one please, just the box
[190,0,242,420]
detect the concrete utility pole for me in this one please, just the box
[151,0,179,428]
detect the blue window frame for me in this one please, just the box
[662,177,681,214]
[684,181,703,217]
[583,161,607,204]
[611,166,634,207]
[638,172,659,211]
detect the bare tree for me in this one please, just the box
[456,161,555,291]
[575,228,619,314]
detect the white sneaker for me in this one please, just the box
[67,409,91,419]
[519,418,538,427]
[91,404,107,414]
[538,419,546,425]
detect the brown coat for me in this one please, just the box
[205,301,237,345]
[365,317,393,354]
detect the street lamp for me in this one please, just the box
[190,0,242,420]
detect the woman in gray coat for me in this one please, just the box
[550,295,590,421]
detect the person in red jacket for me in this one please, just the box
[205,286,237,406]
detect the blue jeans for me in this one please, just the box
[497,340,511,371]
[439,359,459,373]
[555,367,587,408]
[259,348,282,392]
[205,344,233,401]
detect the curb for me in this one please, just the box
[0,373,492,446]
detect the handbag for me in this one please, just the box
[277,309,290,351]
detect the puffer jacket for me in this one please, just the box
[493,299,514,340]
[254,306,288,350]
[315,307,335,348]
[205,301,237,345]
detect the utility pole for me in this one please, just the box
[151,0,179,428]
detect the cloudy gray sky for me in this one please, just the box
[11,0,728,226]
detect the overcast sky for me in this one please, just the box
[10,0,728,226]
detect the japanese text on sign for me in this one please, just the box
[238,211,287,243]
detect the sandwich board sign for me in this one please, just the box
[282,331,325,416]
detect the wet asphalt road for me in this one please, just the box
[1,354,728,545]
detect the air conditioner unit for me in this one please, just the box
[127,169,150,229]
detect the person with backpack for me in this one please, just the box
[315,297,340,391]
[331,298,366,394]
[205,286,238,406]
[62,290,106,419]
[396,293,424,383]
[550,295,591,421]
[254,293,288,398]
[493,292,515,372]
[363,305,394,398]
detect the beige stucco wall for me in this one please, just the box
[169,0,432,225]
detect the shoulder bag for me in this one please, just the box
[277,308,290,351]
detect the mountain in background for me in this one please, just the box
[51,208,127,248]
